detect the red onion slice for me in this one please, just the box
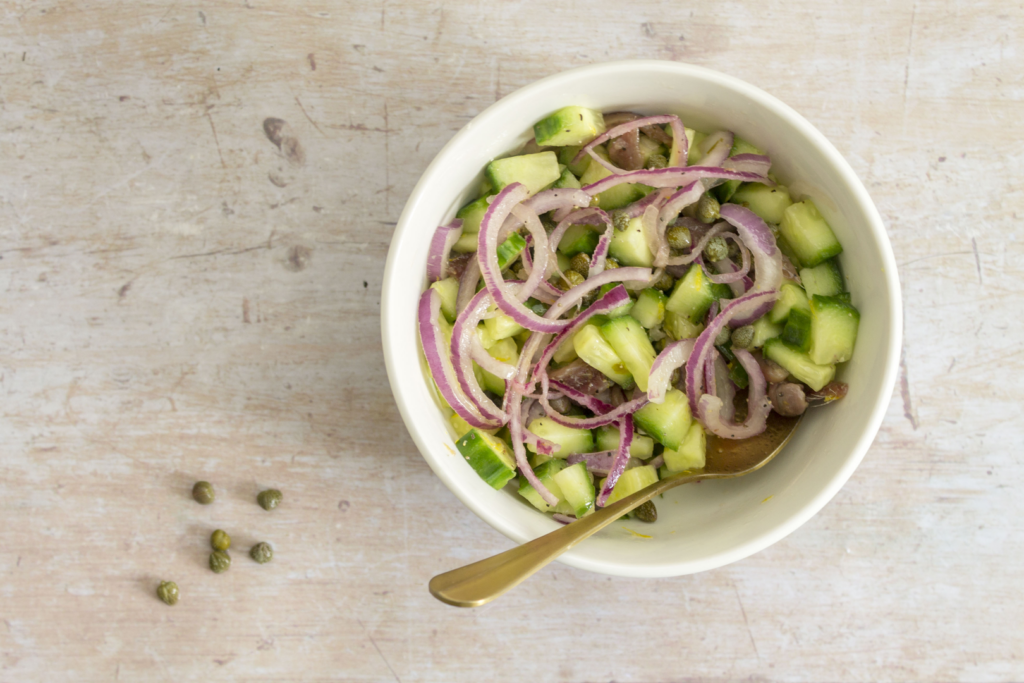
[707,349,736,423]
[698,131,734,168]
[426,219,464,282]
[583,166,770,198]
[450,289,510,424]
[566,450,617,476]
[573,115,687,171]
[538,374,648,429]
[698,348,771,439]
[719,203,783,296]
[510,203,550,302]
[654,181,704,267]
[532,286,631,381]
[508,390,558,506]
[723,153,772,176]
[456,257,481,316]
[647,339,695,404]
[548,379,615,415]
[596,414,634,507]
[417,289,503,429]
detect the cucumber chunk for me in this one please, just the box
[552,462,597,517]
[497,232,527,270]
[594,425,655,459]
[451,230,478,254]
[486,151,561,196]
[630,288,667,329]
[558,223,600,257]
[456,196,491,234]
[552,165,582,190]
[714,138,764,202]
[480,338,518,396]
[800,258,845,298]
[608,216,655,267]
[525,418,594,457]
[686,129,707,164]
[429,277,459,323]
[534,106,606,147]
[573,324,634,387]
[809,294,860,365]
[484,309,524,341]
[633,389,692,450]
[579,147,649,210]
[763,338,835,391]
[665,264,733,323]
[750,315,783,348]
[769,282,811,324]
[518,460,569,513]
[450,413,498,439]
[663,310,705,340]
[455,429,517,489]
[730,183,793,225]
[663,422,706,473]
[779,200,843,268]
[558,145,591,177]
[600,315,657,392]
[601,465,659,507]
[781,306,812,352]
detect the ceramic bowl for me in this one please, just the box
[381,60,901,578]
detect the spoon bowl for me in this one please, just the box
[429,412,802,608]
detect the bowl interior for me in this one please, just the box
[382,61,901,577]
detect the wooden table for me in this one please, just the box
[1,1,1021,680]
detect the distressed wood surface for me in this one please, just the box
[1,1,1022,681]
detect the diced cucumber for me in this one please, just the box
[551,336,578,364]
[429,277,459,323]
[600,316,657,392]
[484,310,524,341]
[769,282,811,324]
[809,294,860,365]
[633,388,692,450]
[558,145,591,177]
[608,216,655,267]
[763,338,835,391]
[714,138,764,202]
[455,429,517,489]
[450,413,498,439]
[665,263,732,323]
[486,151,561,196]
[663,310,705,340]
[456,196,491,234]
[518,460,568,513]
[601,465,659,506]
[595,425,655,459]
[497,232,527,270]
[525,417,594,457]
[730,183,793,225]
[558,223,600,257]
[534,106,606,147]
[451,231,478,254]
[630,288,667,329]
[800,258,845,298]
[475,323,496,350]
[552,462,597,517]
[573,324,634,388]
[552,165,582,190]
[779,200,843,268]
[781,306,812,352]
[750,315,783,348]
[687,129,707,164]
[579,147,649,210]
[480,338,519,396]
[663,422,706,473]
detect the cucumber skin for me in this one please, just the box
[779,200,843,268]
[809,295,860,365]
[781,307,813,352]
[456,429,517,490]
[800,259,845,298]
[763,338,835,392]
[769,282,811,324]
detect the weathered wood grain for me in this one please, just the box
[0,0,1021,680]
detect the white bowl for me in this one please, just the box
[382,60,901,578]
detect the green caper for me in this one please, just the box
[156,581,179,606]
[666,224,691,251]
[257,489,282,511]
[612,211,630,232]
[696,193,721,224]
[192,481,215,505]
[569,252,591,279]
[211,529,231,551]
[634,501,658,523]
[581,289,599,309]
[731,325,755,349]
[603,257,620,270]
[562,269,585,289]
[644,153,668,170]
[651,271,675,291]
[715,325,732,346]
[209,550,231,573]
[703,236,729,262]
[250,542,273,564]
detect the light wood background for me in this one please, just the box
[1,1,1021,681]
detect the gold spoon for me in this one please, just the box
[429,412,801,607]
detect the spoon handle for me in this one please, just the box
[428,471,704,607]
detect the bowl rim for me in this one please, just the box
[381,59,902,577]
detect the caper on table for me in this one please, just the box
[257,489,283,510]
[250,542,274,564]
[211,529,231,551]
[157,581,179,605]
[192,481,215,505]
[209,550,231,573]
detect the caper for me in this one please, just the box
[715,325,732,347]
[250,542,273,564]
[581,289,599,309]
[634,501,658,523]
[192,481,215,505]
[697,193,721,224]
[257,489,283,511]
[562,269,586,289]
[731,325,755,349]
[156,581,179,606]
[767,222,781,239]
[211,529,231,551]
[703,236,729,262]
[651,271,675,291]
[644,153,668,170]
[666,225,691,251]
[569,252,591,279]
[209,550,231,574]
[612,211,630,232]
[603,257,620,270]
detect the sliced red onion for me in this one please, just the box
[567,450,617,476]
[641,204,661,267]
[549,207,612,281]
[646,454,665,470]
[418,289,502,429]
[723,153,772,176]
[427,219,464,282]
[685,290,780,414]
[508,391,558,506]
[583,166,770,198]
[666,221,725,267]
[456,256,481,316]
[450,288,510,424]
[538,374,648,429]
[596,414,634,508]
[552,513,576,525]
[573,115,687,171]
[532,286,631,381]
[519,243,564,303]
[548,379,616,415]
[522,425,561,456]
[620,187,674,219]
[543,266,653,322]
[707,255,750,285]
[647,339,695,404]
[498,188,592,241]
[719,203,783,296]
[654,181,704,267]
[707,350,736,423]
[510,203,550,302]
[698,348,771,439]
[697,131,734,168]
[470,340,516,381]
